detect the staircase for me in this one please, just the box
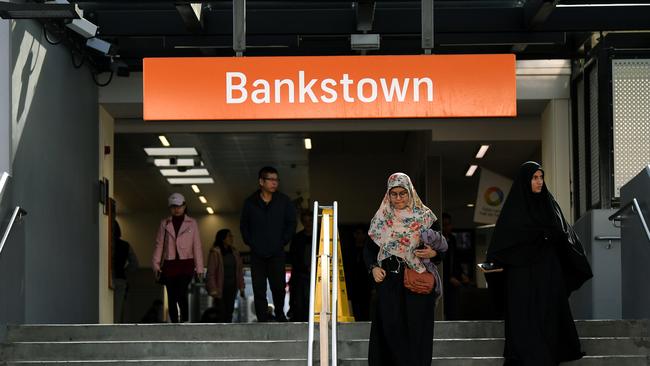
[1,320,648,365]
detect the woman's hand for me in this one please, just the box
[415,247,437,259]
[372,266,386,283]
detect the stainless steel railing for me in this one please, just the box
[609,198,650,243]
[0,172,28,257]
[307,201,340,366]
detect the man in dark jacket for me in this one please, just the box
[240,166,297,322]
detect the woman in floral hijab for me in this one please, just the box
[364,172,446,366]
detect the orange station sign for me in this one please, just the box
[143,54,516,120]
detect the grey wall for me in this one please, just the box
[0,20,10,175]
[0,19,99,328]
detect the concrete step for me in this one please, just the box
[338,337,650,358]
[2,356,648,366]
[340,355,650,366]
[6,320,648,342]
[1,337,647,361]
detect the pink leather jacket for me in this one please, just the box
[152,215,204,274]
[205,247,245,298]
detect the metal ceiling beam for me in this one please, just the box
[175,3,203,33]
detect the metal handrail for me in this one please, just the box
[331,201,339,365]
[307,201,319,366]
[0,206,27,256]
[609,198,650,243]
[307,201,340,366]
[0,171,9,198]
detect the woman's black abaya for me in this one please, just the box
[487,161,592,366]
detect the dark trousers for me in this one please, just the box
[214,285,237,323]
[251,253,286,321]
[165,275,193,323]
[289,273,310,321]
[368,268,436,366]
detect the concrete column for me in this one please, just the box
[99,106,115,324]
[541,99,573,222]
[0,19,11,175]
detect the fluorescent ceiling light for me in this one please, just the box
[199,196,207,204]
[160,168,209,177]
[467,203,475,208]
[475,145,490,159]
[167,177,214,185]
[191,185,200,193]
[153,158,196,167]
[304,138,312,150]
[144,147,198,156]
[158,135,171,147]
[476,224,496,229]
[465,165,478,177]
[206,207,215,215]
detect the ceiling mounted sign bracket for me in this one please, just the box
[233,0,246,56]
[422,0,434,54]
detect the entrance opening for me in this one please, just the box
[111,101,547,323]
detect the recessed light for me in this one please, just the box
[465,165,478,177]
[304,138,312,150]
[191,185,200,193]
[206,207,214,214]
[199,196,207,204]
[167,178,214,185]
[475,145,490,159]
[160,168,209,177]
[153,158,196,167]
[158,135,170,147]
[144,147,198,156]
[467,203,475,208]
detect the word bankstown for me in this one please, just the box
[225,71,435,104]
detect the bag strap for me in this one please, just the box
[161,219,171,266]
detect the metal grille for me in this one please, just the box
[612,59,650,197]
[577,78,587,216]
[589,67,600,206]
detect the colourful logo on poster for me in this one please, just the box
[484,187,504,206]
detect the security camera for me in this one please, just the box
[49,1,97,38]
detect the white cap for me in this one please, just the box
[168,193,185,207]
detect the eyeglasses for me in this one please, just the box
[389,191,409,199]
[262,177,280,182]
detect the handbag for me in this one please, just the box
[403,267,435,294]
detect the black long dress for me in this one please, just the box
[486,162,592,366]
[364,240,440,366]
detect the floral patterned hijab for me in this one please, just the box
[368,173,436,273]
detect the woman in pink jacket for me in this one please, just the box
[206,229,245,323]
[152,193,204,323]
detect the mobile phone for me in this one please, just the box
[477,262,503,273]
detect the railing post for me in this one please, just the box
[307,201,319,365]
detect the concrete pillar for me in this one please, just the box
[542,99,573,222]
[0,19,11,175]
[99,106,114,324]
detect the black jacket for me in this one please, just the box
[240,190,297,257]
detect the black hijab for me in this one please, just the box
[486,161,592,291]
[486,161,561,265]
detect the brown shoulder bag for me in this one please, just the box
[403,268,435,294]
